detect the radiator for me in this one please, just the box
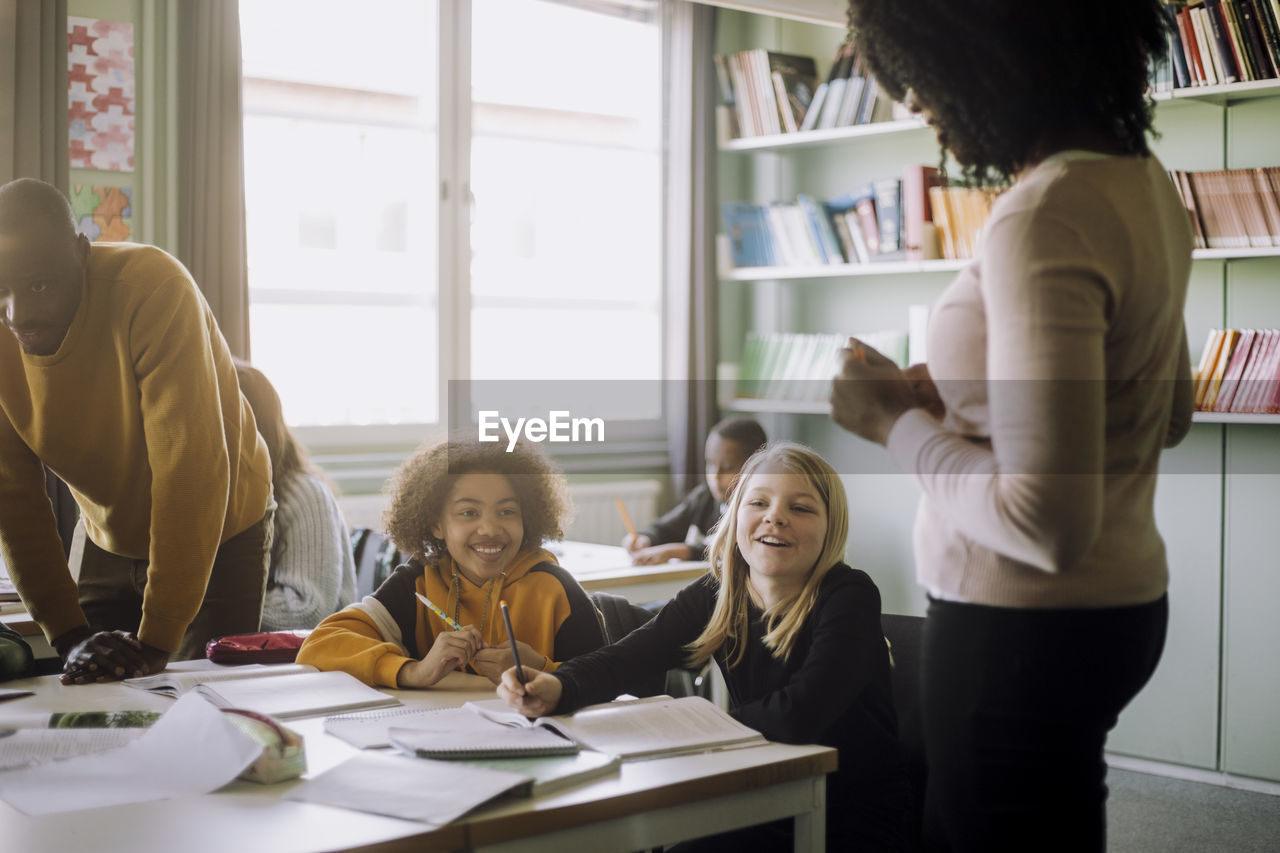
[566,480,662,545]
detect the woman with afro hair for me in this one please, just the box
[830,2,1191,850]
[298,438,604,687]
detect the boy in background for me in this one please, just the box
[624,418,766,566]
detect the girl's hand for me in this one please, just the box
[397,625,483,688]
[830,337,918,445]
[471,641,547,684]
[497,667,563,717]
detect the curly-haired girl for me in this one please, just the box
[297,438,604,687]
[832,2,1189,850]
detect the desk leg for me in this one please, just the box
[793,776,826,853]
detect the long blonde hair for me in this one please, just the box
[685,441,849,668]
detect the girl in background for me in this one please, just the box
[235,361,356,630]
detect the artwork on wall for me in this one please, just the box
[68,17,136,172]
[72,185,133,242]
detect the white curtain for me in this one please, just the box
[0,0,68,185]
[663,0,719,494]
[176,0,251,358]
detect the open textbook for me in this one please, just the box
[465,694,766,761]
[124,662,400,720]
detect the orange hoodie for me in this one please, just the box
[297,548,604,687]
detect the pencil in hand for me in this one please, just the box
[615,497,637,539]
[415,592,464,631]
[499,600,527,686]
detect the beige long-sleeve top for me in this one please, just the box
[886,151,1194,608]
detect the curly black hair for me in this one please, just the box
[384,437,571,565]
[845,0,1170,184]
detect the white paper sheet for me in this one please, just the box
[0,693,263,815]
[283,752,529,825]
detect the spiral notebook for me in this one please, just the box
[324,704,460,749]
[387,709,579,759]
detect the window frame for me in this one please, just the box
[241,0,670,459]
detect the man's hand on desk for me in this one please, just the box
[497,667,563,718]
[57,629,169,684]
[472,641,547,685]
[398,625,484,688]
[630,543,694,566]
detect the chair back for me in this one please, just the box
[350,528,405,599]
[587,590,665,696]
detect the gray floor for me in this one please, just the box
[1108,768,1280,852]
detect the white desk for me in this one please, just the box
[551,541,709,605]
[0,671,835,852]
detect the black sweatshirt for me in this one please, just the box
[553,563,911,850]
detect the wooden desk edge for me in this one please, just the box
[465,747,838,846]
[576,565,708,591]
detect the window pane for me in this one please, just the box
[470,0,663,419]
[241,0,438,426]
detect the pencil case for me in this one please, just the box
[221,708,307,784]
[205,630,311,664]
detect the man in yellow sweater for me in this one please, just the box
[0,178,273,682]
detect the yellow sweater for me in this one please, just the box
[0,243,272,651]
[297,549,605,687]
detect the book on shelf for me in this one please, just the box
[123,662,401,720]
[1193,327,1280,413]
[1175,167,1280,249]
[1161,0,1280,91]
[716,49,817,138]
[463,694,767,761]
[735,330,909,403]
[903,165,944,260]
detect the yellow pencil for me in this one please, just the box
[615,497,637,538]
[415,592,464,631]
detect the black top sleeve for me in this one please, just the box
[638,484,723,545]
[370,561,426,659]
[529,562,607,662]
[553,574,717,711]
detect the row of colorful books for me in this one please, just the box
[1159,0,1280,90]
[712,39,891,139]
[1170,167,1280,249]
[1194,327,1280,413]
[721,166,1006,269]
[736,330,909,403]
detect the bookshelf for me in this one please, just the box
[709,4,1280,784]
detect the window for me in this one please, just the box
[240,0,664,440]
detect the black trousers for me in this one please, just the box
[920,594,1168,853]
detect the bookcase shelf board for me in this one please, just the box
[722,258,968,281]
[721,401,1280,425]
[1153,78,1280,107]
[719,117,930,152]
[1192,247,1280,260]
[1191,412,1280,424]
